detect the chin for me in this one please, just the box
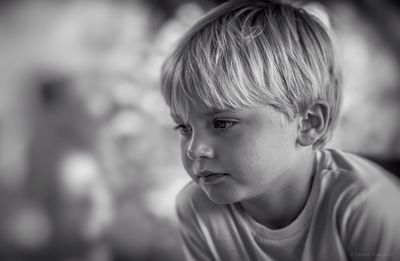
[205,189,243,205]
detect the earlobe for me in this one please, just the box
[297,102,330,147]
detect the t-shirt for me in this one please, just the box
[175,149,400,261]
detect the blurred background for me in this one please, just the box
[0,0,399,260]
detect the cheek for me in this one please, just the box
[218,138,265,173]
[180,139,188,165]
[181,154,190,172]
[228,134,288,173]
[235,145,272,172]
[180,140,194,176]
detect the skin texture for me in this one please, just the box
[172,101,321,229]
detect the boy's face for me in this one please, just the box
[172,100,303,204]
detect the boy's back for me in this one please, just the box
[176,149,400,261]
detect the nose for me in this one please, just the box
[186,133,215,160]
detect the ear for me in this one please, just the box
[297,102,330,147]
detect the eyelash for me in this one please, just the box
[174,124,192,136]
[212,119,238,130]
[173,119,238,136]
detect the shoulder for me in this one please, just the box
[318,149,400,194]
[318,149,400,241]
[339,170,400,256]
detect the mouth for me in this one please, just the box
[197,171,228,184]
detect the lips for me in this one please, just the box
[197,170,227,184]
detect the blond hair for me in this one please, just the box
[161,0,342,148]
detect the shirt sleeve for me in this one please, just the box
[175,184,215,261]
[343,181,400,261]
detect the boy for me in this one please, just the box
[160,1,400,260]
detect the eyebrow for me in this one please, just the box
[204,108,237,116]
[204,109,226,116]
[170,108,236,122]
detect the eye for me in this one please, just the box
[174,124,192,136]
[212,119,238,130]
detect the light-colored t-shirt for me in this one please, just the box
[175,149,400,261]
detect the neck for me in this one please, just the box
[241,149,316,230]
